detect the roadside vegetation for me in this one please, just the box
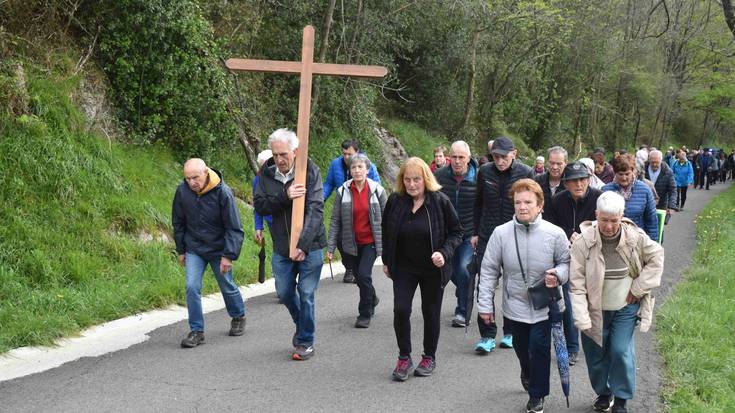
[657,186,735,412]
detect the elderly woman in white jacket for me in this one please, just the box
[477,179,571,413]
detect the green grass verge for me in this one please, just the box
[381,117,449,164]
[0,64,269,353]
[657,185,735,412]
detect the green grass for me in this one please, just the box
[0,64,268,353]
[381,117,449,163]
[657,185,735,412]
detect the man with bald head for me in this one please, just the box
[173,158,246,348]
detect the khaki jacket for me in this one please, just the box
[569,218,664,347]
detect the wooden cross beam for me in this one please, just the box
[226,25,388,257]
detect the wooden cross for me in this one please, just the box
[226,25,388,257]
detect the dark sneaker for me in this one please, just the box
[414,355,436,377]
[593,394,613,412]
[181,331,205,348]
[371,295,380,316]
[292,331,299,347]
[526,397,544,413]
[229,316,245,336]
[392,357,413,381]
[568,351,579,366]
[451,314,467,328]
[292,344,314,360]
[355,316,371,328]
[343,269,356,283]
[611,397,627,413]
[521,372,530,392]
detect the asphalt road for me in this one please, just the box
[0,182,730,413]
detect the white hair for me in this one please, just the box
[257,149,272,166]
[451,140,471,156]
[267,128,299,150]
[548,146,568,161]
[536,156,545,163]
[597,191,626,216]
[649,149,663,160]
[578,157,595,173]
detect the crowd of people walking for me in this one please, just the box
[172,131,732,412]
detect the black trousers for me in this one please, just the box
[677,186,688,209]
[342,244,378,318]
[513,319,552,398]
[392,268,444,358]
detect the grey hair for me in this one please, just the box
[536,156,545,163]
[548,145,568,161]
[597,191,626,216]
[348,152,371,170]
[451,140,471,156]
[649,149,663,159]
[257,149,272,166]
[267,128,299,150]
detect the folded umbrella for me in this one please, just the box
[257,241,266,284]
[549,298,571,407]
[464,251,480,334]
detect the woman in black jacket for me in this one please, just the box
[382,157,463,381]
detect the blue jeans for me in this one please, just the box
[562,283,580,353]
[582,303,640,400]
[272,250,323,346]
[450,237,474,318]
[185,252,245,332]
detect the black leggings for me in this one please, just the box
[392,268,444,358]
[677,186,688,209]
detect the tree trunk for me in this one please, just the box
[460,30,480,132]
[722,0,735,40]
[311,0,338,112]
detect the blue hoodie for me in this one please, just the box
[671,159,694,187]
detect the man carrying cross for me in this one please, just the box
[254,128,327,361]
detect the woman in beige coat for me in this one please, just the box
[569,191,664,413]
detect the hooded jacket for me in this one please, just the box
[172,168,244,261]
[477,214,570,324]
[381,190,463,287]
[670,158,694,187]
[435,159,479,236]
[474,160,534,242]
[644,161,678,211]
[254,158,327,257]
[569,219,664,347]
[327,178,387,256]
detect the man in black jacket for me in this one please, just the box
[435,141,478,328]
[644,149,678,224]
[254,128,327,361]
[471,136,534,353]
[172,158,246,348]
[534,145,568,205]
[546,162,603,365]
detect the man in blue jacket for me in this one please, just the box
[323,139,380,283]
[172,158,246,348]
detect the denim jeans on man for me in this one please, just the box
[450,236,474,318]
[581,302,640,400]
[562,282,580,353]
[272,250,323,346]
[185,252,246,332]
[513,319,551,398]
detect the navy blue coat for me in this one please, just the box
[172,170,244,260]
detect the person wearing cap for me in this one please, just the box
[578,158,605,190]
[592,148,615,184]
[545,162,604,367]
[534,146,567,206]
[695,148,714,189]
[471,136,534,353]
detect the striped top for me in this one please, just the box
[601,233,632,311]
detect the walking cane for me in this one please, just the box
[328,256,334,280]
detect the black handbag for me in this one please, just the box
[514,226,561,310]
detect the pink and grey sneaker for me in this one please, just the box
[414,355,436,377]
[392,357,413,381]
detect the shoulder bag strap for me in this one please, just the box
[514,226,529,288]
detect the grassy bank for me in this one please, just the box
[657,185,735,412]
[0,65,268,353]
